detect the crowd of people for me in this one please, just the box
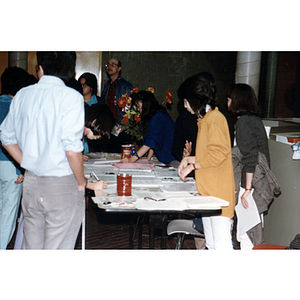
[0,51,278,250]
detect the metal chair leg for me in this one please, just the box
[175,233,185,250]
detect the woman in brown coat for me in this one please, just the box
[177,76,235,250]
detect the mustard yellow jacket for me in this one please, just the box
[195,108,235,218]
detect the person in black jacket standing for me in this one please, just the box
[227,83,270,250]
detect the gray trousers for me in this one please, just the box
[22,171,84,249]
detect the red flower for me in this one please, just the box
[166,91,173,98]
[118,97,127,108]
[123,116,129,123]
[166,98,172,104]
[163,90,173,106]
[118,93,130,108]
[146,87,155,93]
[134,114,141,122]
[131,87,138,94]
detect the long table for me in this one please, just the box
[85,154,228,249]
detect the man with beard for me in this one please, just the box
[101,58,133,153]
[101,58,133,125]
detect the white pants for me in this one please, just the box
[202,216,233,250]
[239,233,254,250]
[239,214,264,250]
[22,171,84,249]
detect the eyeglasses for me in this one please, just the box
[105,62,119,68]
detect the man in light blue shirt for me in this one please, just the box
[0,52,86,249]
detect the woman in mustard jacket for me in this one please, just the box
[177,76,235,250]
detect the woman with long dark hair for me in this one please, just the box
[79,72,105,108]
[227,83,272,250]
[177,76,235,250]
[120,90,176,164]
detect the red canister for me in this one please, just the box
[122,145,131,159]
[117,173,132,196]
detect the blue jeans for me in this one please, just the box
[0,160,22,249]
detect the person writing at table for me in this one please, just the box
[177,76,235,250]
[120,90,176,165]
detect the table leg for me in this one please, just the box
[161,224,167,249]
[129,214,134,249]
[138,214,144,249]
[149,214,167,249]
[149,226,155,249]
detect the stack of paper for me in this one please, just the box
[184,196,229,209]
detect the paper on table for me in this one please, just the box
[184,196,229,209]
[135,198,187,210]
[103,183,117,194]
[132,191,167,199]
[160,182,198,193]
[154,169,178,177]
[93,160,119,165]
[92,196,137,209]
[114,163,154,169]
[87,153,108,159]
[118,170,155,177]
[84,166,116,173]
[89,175,116,183]
[132,178,163,187]
[160,177,194,183]
[235,187,261,240]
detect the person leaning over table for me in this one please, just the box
[119,90,177,165]
[83,103,117,160]
[177,75,235,250]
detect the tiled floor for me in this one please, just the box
[75,198,197,250]
[7,197,197,250]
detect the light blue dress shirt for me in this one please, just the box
[0,75,84,177]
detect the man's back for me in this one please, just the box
[1,75,84,177]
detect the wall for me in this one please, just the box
[101,51,237,121]
[75,51,102,95]
[0,52,9,92]
[274,52,298,117]
[264,138,300,245]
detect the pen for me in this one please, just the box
[144,197,166,202]
[91,171,100,181]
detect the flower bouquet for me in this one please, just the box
[119,87,173,143]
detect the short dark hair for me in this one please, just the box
[110,58,121,67]
[36,51,76,83]
[85,103,116,141]
[177,75,217,118]
[78,72,98,95]
[195,72,217,94]
[227,83,260,116]
[66,77,83,94]
[1,66,31,95]
[131,90,166,122]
